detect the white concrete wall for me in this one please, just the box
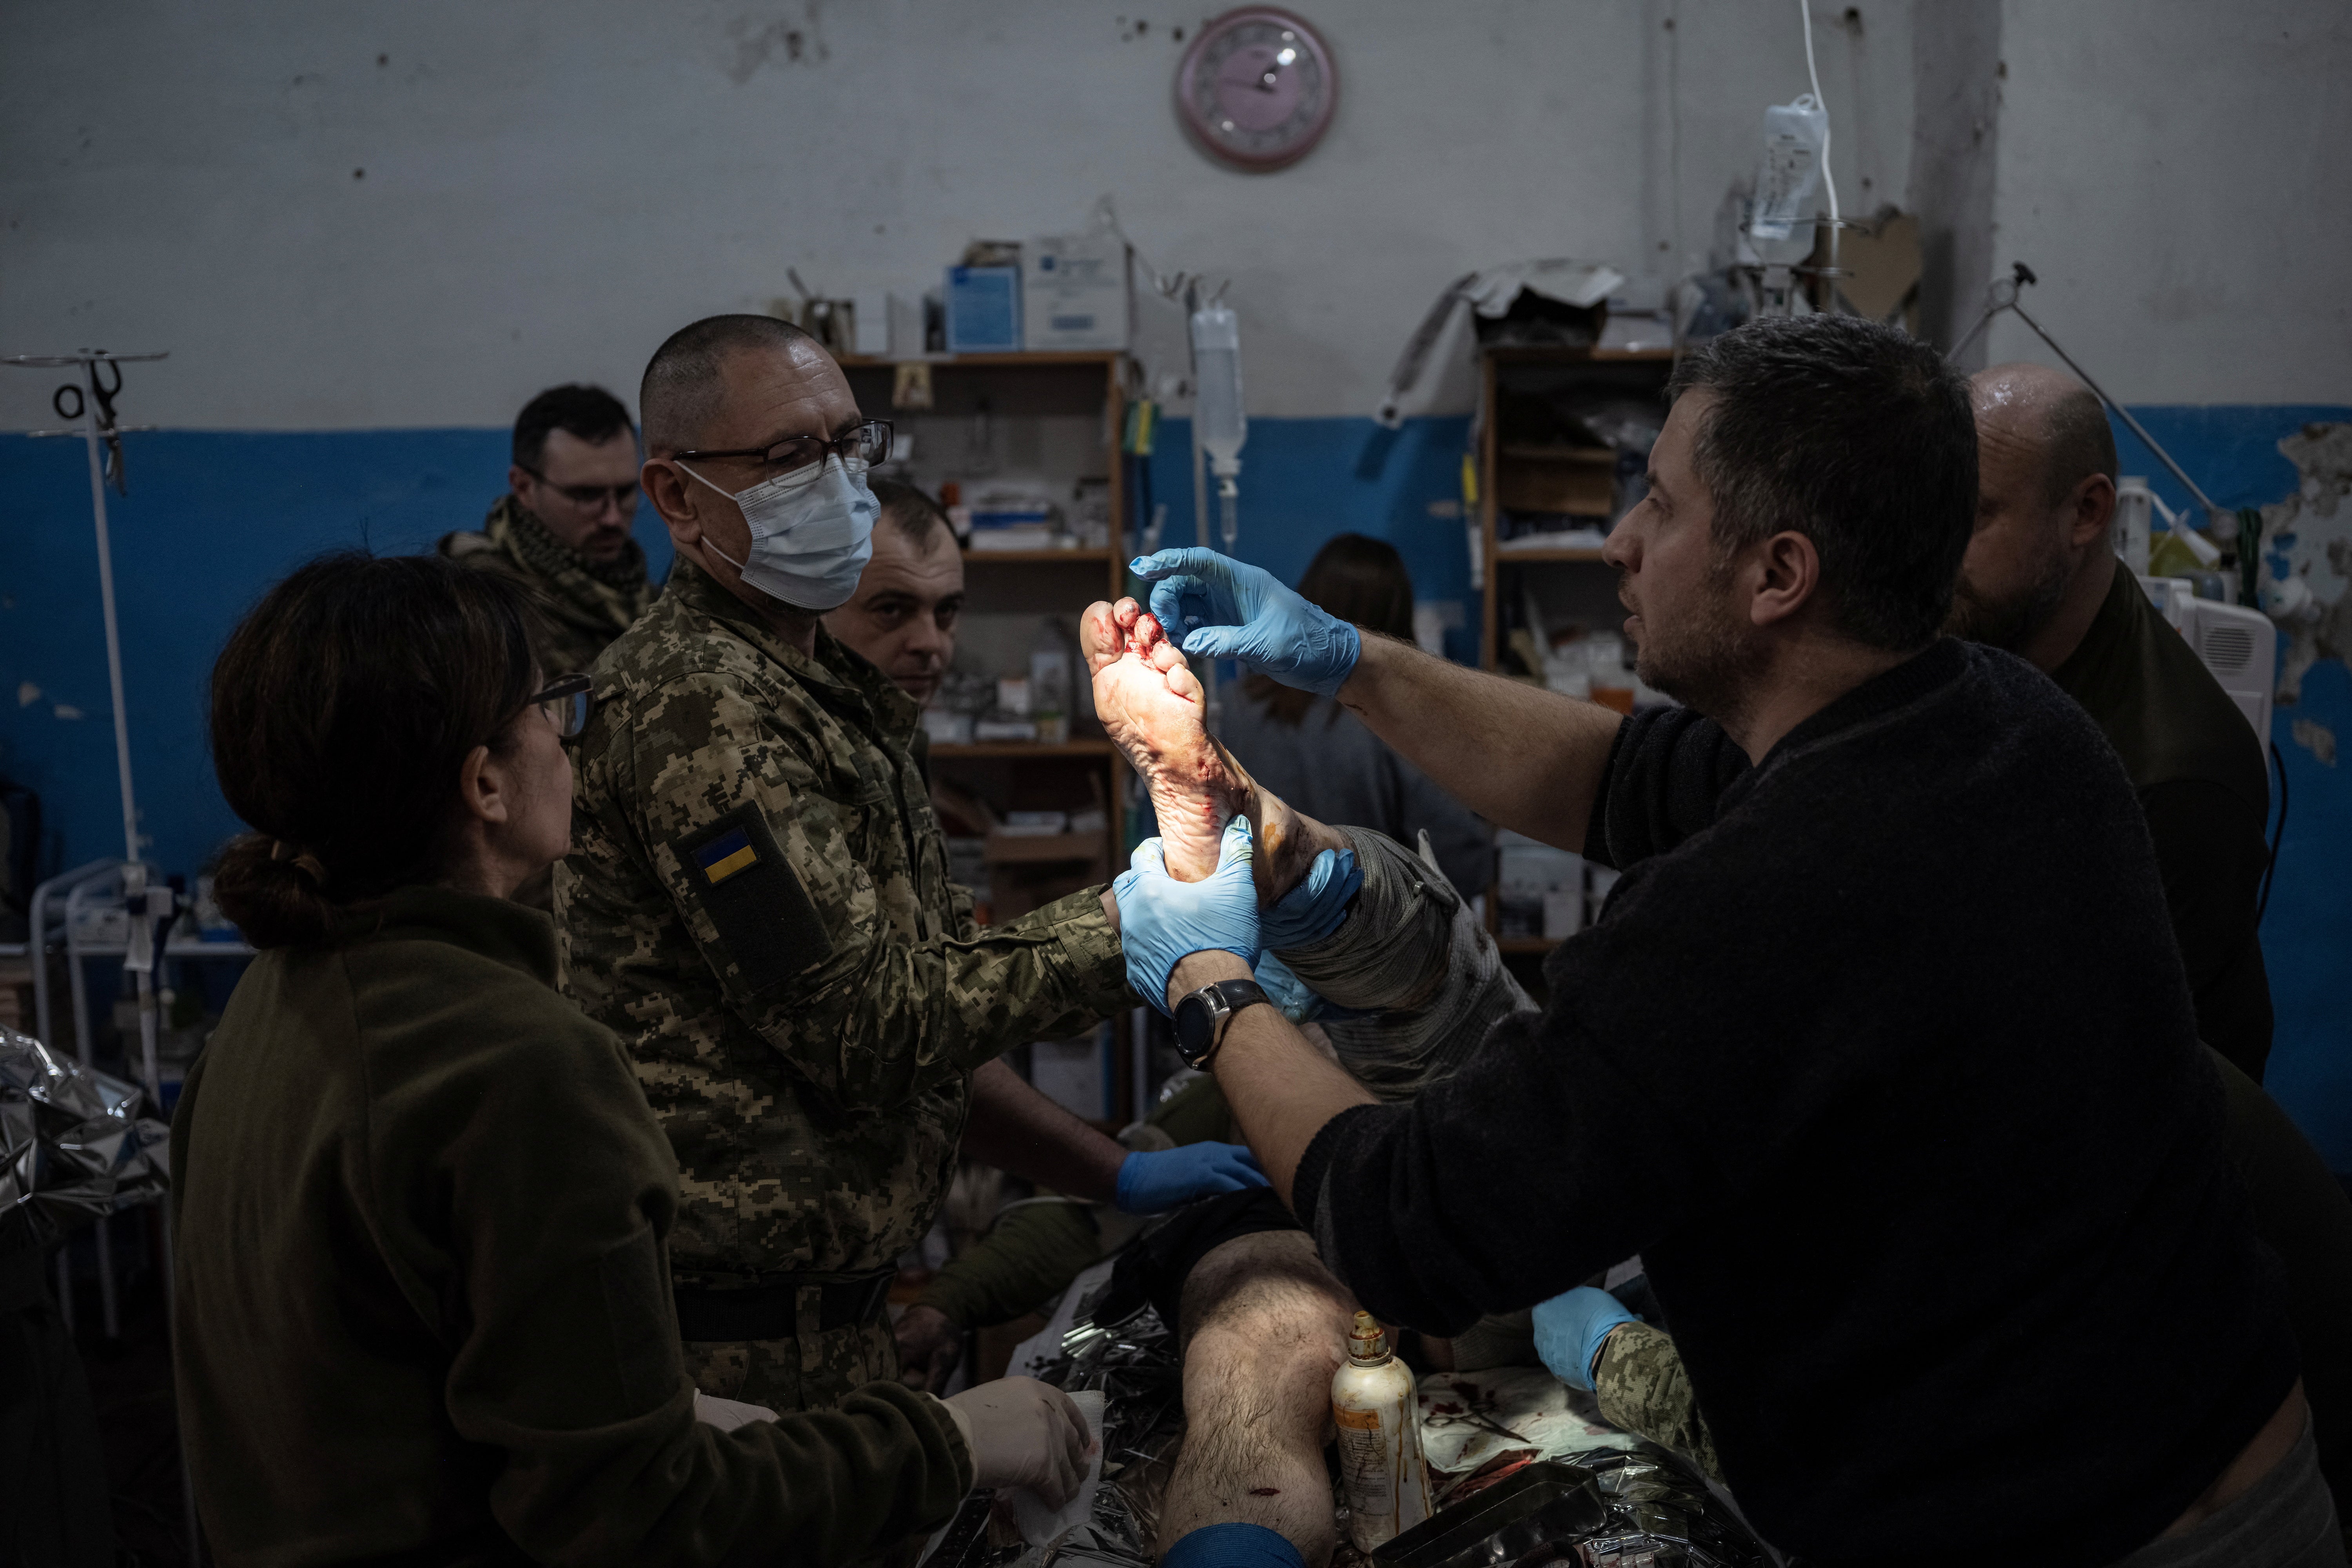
[1984,0,2351,402]
[0,0,1912,429]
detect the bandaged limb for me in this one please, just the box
[1083,599,1347,901]
[1156,1230,1357,1567]
[1274,827,1533,1102]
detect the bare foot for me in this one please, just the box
[1083,599,1349,901]
[1083,598,1242,881]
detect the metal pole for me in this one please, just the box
[78,363,144,875]
[2004,298,2223,521]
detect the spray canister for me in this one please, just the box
[1331,1311,1432,1551]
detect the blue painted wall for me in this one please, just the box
[2112,406,2352,1179]
[2,405,2346,1167]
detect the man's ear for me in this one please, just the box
[2065,472,2117,551]
[508,463,537,506]
[1748,530,1822,629]
[644,457,702,548]
[454,742,512,828]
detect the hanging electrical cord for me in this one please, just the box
[1798,0,1840,273]
[2258,741,2288,923]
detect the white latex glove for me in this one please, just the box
[942,1377,1094,1506]
[693,1390,778,1432]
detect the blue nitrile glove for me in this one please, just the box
[1115,1141,1270,1214]
[1112,816,1260,1013]
[1259,847,1362,950]
[1532,1285,1641,1394]
[1253,951,1325,1022]
[1131,548,1363,697]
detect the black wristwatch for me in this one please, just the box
[1173,978,1273,1069]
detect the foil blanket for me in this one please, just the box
[0,1025,172,1245]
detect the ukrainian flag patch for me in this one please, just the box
[696,828,759,885]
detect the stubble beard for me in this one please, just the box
[1626,566,1765,729]
[1945,544,2071,653]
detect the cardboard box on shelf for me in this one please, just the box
[1023,234,1131,351]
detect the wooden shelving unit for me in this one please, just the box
[840,350,1137,1114]
[1478,344,1676,960]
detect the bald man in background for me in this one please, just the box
[1949,362,2274,1078]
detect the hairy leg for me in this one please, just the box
[1083,598,1348,899]
[1155,1231,1356,1565]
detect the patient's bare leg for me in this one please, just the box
[1082,598,1348,900]
[1155,1231,1355,1566]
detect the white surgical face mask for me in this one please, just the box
[679,453,878,612]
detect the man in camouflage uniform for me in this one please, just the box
[560,315,1258,1413]
[440,383,656,679]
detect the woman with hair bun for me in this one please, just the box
[174,552,1088,1565]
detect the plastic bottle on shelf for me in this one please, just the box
[1030,620,1073,746]
[1331,1311,1432,1552]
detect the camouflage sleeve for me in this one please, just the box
[912,1200,1105,1329]
[1591,1321,1722,1482]
[627,672,1131,1107]
[911,1075,1241,1328]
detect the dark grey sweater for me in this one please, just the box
[1296,639,2295,1567]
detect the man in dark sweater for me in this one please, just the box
[1117,316,2330,1565]
[1951,361,2274,1077]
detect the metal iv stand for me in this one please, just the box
[5,347,204,1564]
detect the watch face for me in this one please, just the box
[1174,993,1218,1062]
[1175,8,1337,172]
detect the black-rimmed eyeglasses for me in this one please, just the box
[673,419,892,481]
[530,674,593,740]
[519,467,640,512]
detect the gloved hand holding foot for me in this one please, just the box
[1113,817,1261,1011]
[943,1377,1094,1506]
[1116,1140,1269,1213]
[1130,548,1363,697]
[1532,1285,1641,1393]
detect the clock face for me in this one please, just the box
[1175,8,1337,172]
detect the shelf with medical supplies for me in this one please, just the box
[843,349,1149,1122]
[1477,344,1675,959]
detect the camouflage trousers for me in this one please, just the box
[681,1314,900,1414]
[1592,1320,1721,1482]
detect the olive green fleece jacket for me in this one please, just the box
[170,885,971,1566]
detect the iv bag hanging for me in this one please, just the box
[1750,95,1828,241]
[1190,303,1247,479]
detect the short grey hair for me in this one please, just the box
[639,314,813,456]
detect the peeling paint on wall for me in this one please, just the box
[2290,717,2337,766]
[2258,423,2352,761]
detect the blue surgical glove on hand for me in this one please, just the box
[1112,816,1260,1013]
[1130,548,1363,697]
[1532,1286,1641,1393]
[1253,951,1325,1022]
[1115,1141,1269,1214]
[1259,847,1362,950]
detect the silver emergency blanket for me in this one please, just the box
[922,1296,1184,1568]
[1372,1453,1775,1568]
[0,1026,171,1244]
[1277,828,1534,1103]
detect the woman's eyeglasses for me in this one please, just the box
[530,674,593,740]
